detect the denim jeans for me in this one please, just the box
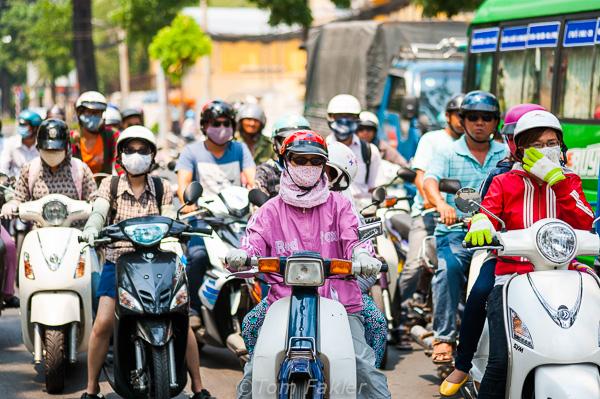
[478,285,508,399]
[432,231,473,342]
[186,219,211,312]
[454,258,496,372]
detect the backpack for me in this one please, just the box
[359,139,372,184]
[28,157,85,200]
[108,175,164,224]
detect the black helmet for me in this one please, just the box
[37,119,69,150]
[446,93,465,112]
[200,100,236,132]
[459,91,500,117]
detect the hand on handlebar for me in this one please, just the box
[352,251,382,277]
[0,202,17,219]
[225,248,248,271]
[437,202,457,225]
[80,228,99,246]
[464,213,496,246]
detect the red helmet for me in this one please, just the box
[280,130,328,158]
[502,103,546,157]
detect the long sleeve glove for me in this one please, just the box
[464,213,496,246]
[352,248,382,277]
[522,148,565,186]
[226,248,248,271]
[0,201,18,219]
[81,228,99,246]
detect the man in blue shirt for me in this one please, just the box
[423,91,506,364]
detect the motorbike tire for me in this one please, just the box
[44,327,66,394]
[290,378,310,399]
[150,345,170,399]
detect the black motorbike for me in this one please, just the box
[82,182,212,399]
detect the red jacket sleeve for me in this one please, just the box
[480,175,505,231]
[551,174,594,230]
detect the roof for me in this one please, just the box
[472,0,600,25]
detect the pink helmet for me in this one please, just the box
[501,103,546,156]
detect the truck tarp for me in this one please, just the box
[305,21,467,119]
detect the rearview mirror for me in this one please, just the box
[454,187,481,214]
[396,167,417,183]
[358,221,383,244]
[371,186,387,204]
[439,179,462,195]
[183,181,203,205]
[248,188,270,207]
[401,96,419,120]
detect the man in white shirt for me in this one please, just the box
[0,110,42,177]
[325,94,381,203]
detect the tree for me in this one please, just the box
[249,0,350,32]
[73,0,98,91]
[412,0,483,17]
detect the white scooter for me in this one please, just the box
[17,194,97,394]
[455,188,600,398]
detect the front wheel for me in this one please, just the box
[44,327,66,394]
[290,378,310,399]
[150,345,170,399]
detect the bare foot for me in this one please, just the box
[446,368,467,384]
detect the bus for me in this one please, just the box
[465,0,600,203]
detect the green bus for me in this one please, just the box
[466,0,600,203]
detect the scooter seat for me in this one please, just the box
[390,213,412,241]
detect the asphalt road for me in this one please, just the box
[0,308,444,398]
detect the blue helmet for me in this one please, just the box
[459,91,500,117]
[18,109,43,127]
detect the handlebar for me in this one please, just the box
[462,236,502,250]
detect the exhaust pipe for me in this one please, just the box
[69,323,78,363]
[167,340,178,389]
[33,323,42,364]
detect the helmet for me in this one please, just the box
[514,110,562,141]
[446,93,465,112]
[18,109,43,127]
[236,103,266,126]
[502,104,546,136]
[200,100,236,132]
[75,91,107,112]
[326,141,358,191]
[327,94,361,117]
[280,130,327,158]
[271,114,311,140]
[121,108,144,120]
[358,111,379,129]
[116,125,157,154]
[37,119,69,150]
[47,104,66,120]
[459,91,500,117]
[103,107,122,126]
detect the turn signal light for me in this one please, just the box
[384,197,398,208]
[74,254,85,279]
[23,252,35,280]
[258,258,280,273]
[330,259,352,275]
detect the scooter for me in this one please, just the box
[455,187,600,398]
[232,221,385,398]
[17,194,96,393]
[82,182,211,399]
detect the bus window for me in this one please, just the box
[387,76,407,112]
[591,48,600,119]
[497,51,527,111]
[469,53,493,92]
[560,46,595,119]
[523,48,555,110]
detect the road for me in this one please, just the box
[0,308,445,398]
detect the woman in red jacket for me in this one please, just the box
[465,110,594,399]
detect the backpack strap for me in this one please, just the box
[151,176,164,214]
[70,158,85,200]
[28,158,42,198]
[109,175,120,224]
[360,139,372,184]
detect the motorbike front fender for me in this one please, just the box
[135,319,173,346]
[30,292,81,325]
[534,364,600,398]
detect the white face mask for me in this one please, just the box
[537,145,562,164]
[121,152,152,176]
[40,150,66,167]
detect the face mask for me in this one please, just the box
[79,114,103,132]
[287,164,323,188]
[121,152,152,176]
[40,150,65,167]
[329,118,358,141]
[536,145,562,164]
[18,125,31,138]
[206,126,233,145]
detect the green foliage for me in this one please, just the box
[148,14,212,85]
[0,0,36,82]
[412,0,483,17]
[249,0,350,28]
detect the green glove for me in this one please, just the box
[464,213,495,246]
[522,148,565,186]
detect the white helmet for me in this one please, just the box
[514,110,562,141]
[75,91,107,111]
[326,141,358,191]
[103,107,122,126]
[117,125,157,154]
[327,94,361,118]
[359,111,379,129]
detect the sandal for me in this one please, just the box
[431,340,454,364]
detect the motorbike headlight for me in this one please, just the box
[284,258,324,287]
[536,222,576,265]
[118,288,143,313]
[42,200,67,226]
[123,223,169,246]
[170,284,189,310]
[510,308,534,349]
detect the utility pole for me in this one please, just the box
[118,29,130,108]
[199,0,211,105]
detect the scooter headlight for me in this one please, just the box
[284,258,324,287]
[510,308,534,349]
[118,288,143,313]
[42,200,67,226]
[536,222,576,265]
[170,284,189,310]
[123,223,169,246]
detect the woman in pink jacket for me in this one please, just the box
[227,130,391,399]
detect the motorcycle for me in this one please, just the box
[454,187,600,398]
[81,182,211,399]
[0,172,14,314]
[17,194,96,393]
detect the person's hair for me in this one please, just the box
[514,127,561,160]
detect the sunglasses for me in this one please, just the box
[289,156,326,166]
[465,113,495,123]
[210,120,231,128]
[123,146,152,155]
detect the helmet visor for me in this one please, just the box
[39,140,67,150]
[80,101,107,111]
